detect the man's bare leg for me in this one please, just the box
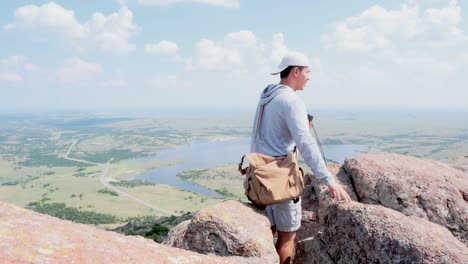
[276,230,296,264]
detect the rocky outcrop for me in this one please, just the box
[298,163,359,241]
[450,156,468,173]
[164,219,191,247]
[3,153,467,263]
[0,201,243,264]
[164,200,278,263]
[344,153,468,244]
[295,154,468,263]
[295,202,468,264]
[298,170,321,241]
[301,163,358,210]
[327,163,360,201]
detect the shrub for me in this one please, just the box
[98,188,119,196]
[145,224,169,243]
[26,202,118,225]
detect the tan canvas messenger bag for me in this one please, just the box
[238,102,305,206]
[238,150,304,206]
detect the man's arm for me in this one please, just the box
[284,98,333,185]
[284,98,351,202]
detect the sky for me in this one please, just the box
[0,0,467,111]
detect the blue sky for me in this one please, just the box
[0,0,467,111]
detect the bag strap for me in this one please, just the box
[238,155,247,175]
[251,104,265,153]
[252,104,298,157]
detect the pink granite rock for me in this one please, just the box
[0,201,244,264]
[298,165,359,242]
[295,202,468,264]
[344,153,468,244]
[450,156,468,173]
[163,219,190,247]
[164,200,278,264]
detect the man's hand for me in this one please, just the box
[328,181,352,203]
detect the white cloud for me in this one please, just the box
[270,33,289,61]
[422,0,467,45]
[0,72,22,82]
[1,55,40,72]
[4,2,85,37]
[185,31,304,75]
[186,38,241,70]
[317,0,466,108]
[137,0,239,8]
[145,40,179,55]
[224,30,257,48]
[186,30,258,70]
[322,0,467,52]
[86,6,139,54]
[101,79,128,87]
[322,4,422,52]
[56,58,102,83]
[5,3,139,55]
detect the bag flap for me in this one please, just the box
[245,153,277,167]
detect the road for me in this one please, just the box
[63,139,176,216]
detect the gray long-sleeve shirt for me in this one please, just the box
[250,84,333,185]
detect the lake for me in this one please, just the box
[129,138,250,197]
[128,138,368,197]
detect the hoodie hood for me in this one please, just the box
[250,84,291,152]
[259,84,291,105]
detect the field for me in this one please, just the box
[177,164,246,200]
[0,171,225,219]
[0,112,254,226]
[308,109,467,161]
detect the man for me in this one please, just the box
[250,52,351,264]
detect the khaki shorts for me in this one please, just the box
[265,197,301,232]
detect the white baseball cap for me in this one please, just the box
[271,52,310,75]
